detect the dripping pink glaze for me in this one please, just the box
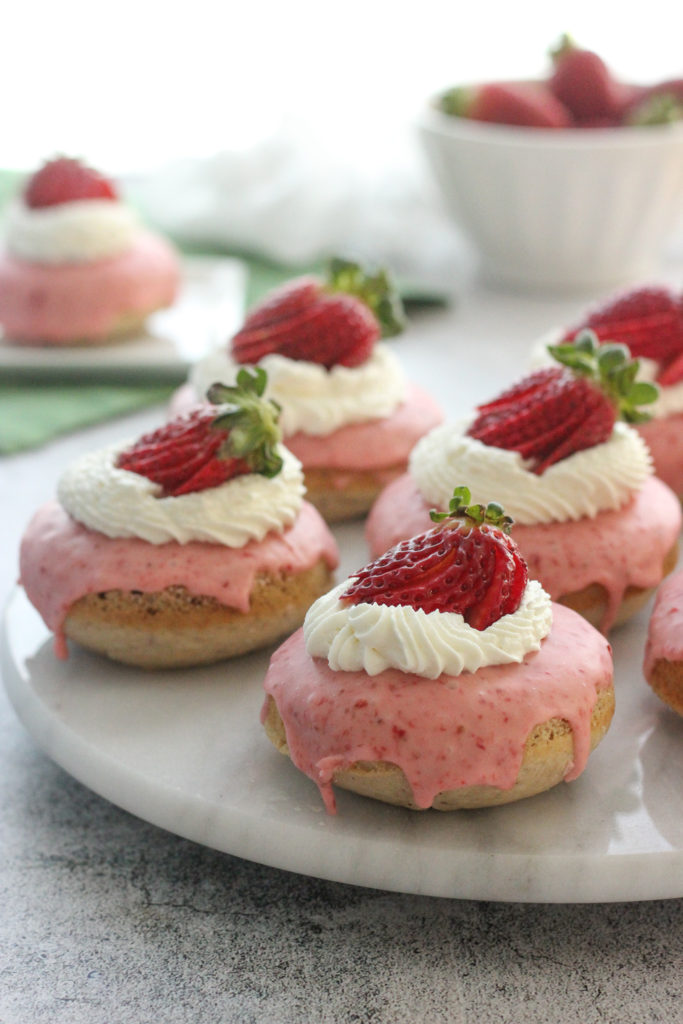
[366,475,682,633]
[169,383,443,474]
[637,415,683,498]
[0,231,180,344]
[644,569,683,676]
[19,500,339,659]
[262,604,613,813]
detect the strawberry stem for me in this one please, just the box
[548,329,659,423]
[429,485,514,533]
[207,367,284,477]
[326,257,406,338]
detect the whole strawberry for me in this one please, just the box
[467,332,658,474]
[117,367,283,496]
[549,35,626,123]
[24,156,118,209]
[230,257,405,369]
[441,81,573,128]
[564,285,683,378]
[343,485,527,630]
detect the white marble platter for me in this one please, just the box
[3,516,683,904]
[0,256,245,381]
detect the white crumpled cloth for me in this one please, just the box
[128,119,466,289]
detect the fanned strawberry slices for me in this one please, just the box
[343,486,527,630]
[467,332,658,474]
[117,367,283,496]
[230,257,405,369]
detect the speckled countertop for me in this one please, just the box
[2,299,682,1024]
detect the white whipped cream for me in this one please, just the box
[410,419,652,526]
[531,329,683,419]
[57,440,305,546]
[304,578,552,679]
[189,343,407,437]
[5,199,139,264]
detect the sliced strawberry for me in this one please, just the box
[441,81,572,127]
[623,79,683,125]
[549,36,623,121]
[230,258,405,369]
[468,333,658,473]
[117,367,283,496]
[24,156,118,208]
[564,285,683,368]
[342,486,527,630]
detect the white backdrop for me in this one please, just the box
[3,1,681,173]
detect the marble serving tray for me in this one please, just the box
[3,518,683,904]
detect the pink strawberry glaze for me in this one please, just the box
[262,604,613,813]
[366,475,682,633]
[19,500,339,659]
[637,415,683,498]
[643,569,683,676]
[0,231,180,345]
[169,383,443,477]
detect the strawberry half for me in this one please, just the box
[441,81,573,128]
[24,156,118,209]
[117,367,283,496]
[467,332,658,474]
[343,486,527,630]
[564,285,683,379]
[549,35,625,123]
[230,257,405,369]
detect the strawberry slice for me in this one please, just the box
[564,285,683,370]
[441,81,572,128]
[467,332,658,474]
[230,258,405,369]
[24,156,118,208]
[549,35,624,122]
[117,367,283,496]
[342,486,527,630]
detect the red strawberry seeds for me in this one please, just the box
[24,156,118,209]
[343,487,527,630]
[117,367,283,496]
[467,333,657,474]
[230,258,405,369]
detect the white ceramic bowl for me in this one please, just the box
[418,99,683,293]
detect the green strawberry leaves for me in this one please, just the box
[548,329,659,423]
[430,484,514,534]
[326,257,406,339]
[207,367,284,477]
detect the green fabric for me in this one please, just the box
[0,383,176,454]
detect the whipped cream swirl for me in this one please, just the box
[5,199,139,264]
[57,441,305,546]
[189,343,407,437]
[304,579,552,678]
[410,419,652,526]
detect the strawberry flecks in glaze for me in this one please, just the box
[637,415,683,497]
[262,605,612,813]
[19,500,339,659]
[644,570,683,677]
[0,232,179,344]
[366,475,681,633]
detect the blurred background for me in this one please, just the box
[2,0,682,287]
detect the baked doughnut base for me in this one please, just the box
[64,560,334,669]
[558,543,679,632]
[262,684,615,811]
[303,465,405,523]
[646,660,683,717]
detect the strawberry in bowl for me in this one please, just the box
[0,155,180,345]
[19,368,339,668]
[172,258,444,522]
[262,485,615,813]
[366,335,682,633]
